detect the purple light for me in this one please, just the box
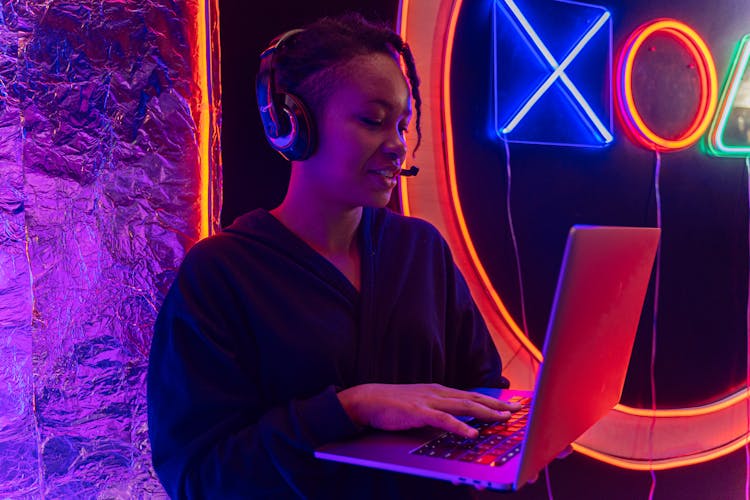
[0,1,220,496]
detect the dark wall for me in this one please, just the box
[452,0,749,409]
[218,0,750,498]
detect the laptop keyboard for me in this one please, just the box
[411,396,531,467]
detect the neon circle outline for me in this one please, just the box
[615,19,719,152]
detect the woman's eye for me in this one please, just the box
[361,117,383,126]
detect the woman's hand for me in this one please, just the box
[336,383,521,439]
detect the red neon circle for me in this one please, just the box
[615,19,718,151]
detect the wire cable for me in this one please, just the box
[648,150,663,500]
[503,138,530,335]
[502,138,552,498]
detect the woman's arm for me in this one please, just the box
[147,248,360,498]
[337,383,520,439]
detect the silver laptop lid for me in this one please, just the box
[516,225,660,487]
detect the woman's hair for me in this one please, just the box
[273,13,422,152]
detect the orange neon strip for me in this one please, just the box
[614,387,749,418]
[397,0,413,216]
[198,0,211,239]
[572,433,750,471]
[617,19,718,151]
[443,0,542,361]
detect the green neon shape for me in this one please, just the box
[705,34,750,158]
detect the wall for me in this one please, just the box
[0,1,220,496]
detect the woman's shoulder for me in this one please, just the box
[180,209,278,269]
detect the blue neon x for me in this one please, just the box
[494,0,613,147]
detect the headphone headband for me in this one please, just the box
[260,29,305,59]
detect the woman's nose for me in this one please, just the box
[384,129,407,159]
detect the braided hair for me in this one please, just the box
[271,13,422,152]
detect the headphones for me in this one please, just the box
[256,29,316,161]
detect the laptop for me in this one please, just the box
[315,225,660,491]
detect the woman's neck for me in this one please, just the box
[270,193,363,259]
[271,194,363,291]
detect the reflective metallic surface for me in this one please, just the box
[0,1,221,496]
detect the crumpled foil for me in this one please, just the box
[0,1,221,497]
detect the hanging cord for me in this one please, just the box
[498,138,531,371]
[745,156,750,500]
[502,139,553,499]
[544,465,555,500]
[648,150,663,500]
[646,156,749,497]
[503,138,530,335]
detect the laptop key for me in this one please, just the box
[411,398,531,464]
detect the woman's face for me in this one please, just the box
[302,52,412,209]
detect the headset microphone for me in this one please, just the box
[399,166,420,177]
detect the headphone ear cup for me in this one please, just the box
[276,92,316,161]
[255,29,315,161]
[256,66,286,145]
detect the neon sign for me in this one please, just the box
[615,19,719,152]
[494,0,613,147]
[399,0,750,472]
[494,0,749,154]
[706,35,750,157]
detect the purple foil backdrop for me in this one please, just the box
[0,1,221,497]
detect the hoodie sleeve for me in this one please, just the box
[147,242,360,499]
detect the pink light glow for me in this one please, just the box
[0,1,221,496]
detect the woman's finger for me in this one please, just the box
[421,409,478,438]
[431,397,512,422]
[428,385,523,413]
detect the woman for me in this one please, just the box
[148,13,517,498]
